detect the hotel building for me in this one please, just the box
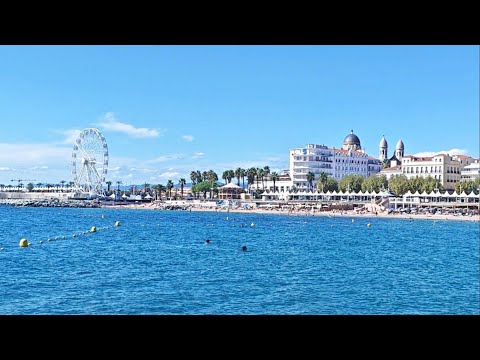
[401,154,474,190]
[288,130,382,190]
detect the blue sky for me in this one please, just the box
[0,45,478,186]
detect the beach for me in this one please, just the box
[103,200,480,222]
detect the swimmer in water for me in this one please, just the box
[205,239,211,245]
[241,245,247,251]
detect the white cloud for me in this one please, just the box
[412,149,469,157]
[0,167,14,171]
[29,166,49,170]
[0,144,71,165]
[61,129,82,145]
[98,112,164,138]
[146,154,185,163]
[157,171,182,180]
[192,152,206,158]
[182,135,194,142]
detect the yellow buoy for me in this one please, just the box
[19,238,29,247]
[114,221,121,227]
[0,247,4,250]
[101,214,106,218]
[91,226,97,233]
[367,223,371,228]
[39,241,43,244]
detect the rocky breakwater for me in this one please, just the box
[0,198,102,208]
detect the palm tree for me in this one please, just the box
[270,172,279,192]
[116,180,122,193]
[166,180,174,199]
[306,171,315,191]
[60,180,66,191]
[255,168,263,191]
[318,172,328,193]
[247,167,256,193]
[106,181,112,193]
[144,183,150,193]
[234,168,242,186]
[227,170,235,183]
[190,171,198,186]
[179,178,186,199]
[202,171,208,182]
[262,166,270,190]
[222,170,229,185]
[240,168,246,189]
[207,170,218,199]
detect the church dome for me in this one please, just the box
[343,130,361,147]
[379,135,387,148]
[396,139,404,150]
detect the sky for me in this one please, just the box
[0,45,478,186]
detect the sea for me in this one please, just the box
[0,206,478,315]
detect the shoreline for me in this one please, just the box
[102,202,480,222]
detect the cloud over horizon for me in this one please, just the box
[412,148,469,158]
[98,112,164,138]
[182,135,194,142]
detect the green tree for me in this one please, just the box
[116,181,122,192]
[192,181,212,199]
[106,181,112,193]
[306,171,315,191]
[382,159,391,169]
[455,179,480,194]
[325,178,338,192]
[338,175,364,192]
[408,176,424,193]
[270,172,279,192]
[26,182,34,192]
[361,175,387,193]
[388,174,410,196]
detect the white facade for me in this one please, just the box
[379,165,402,180]
[250,175,292,192]
[461,159,480,181]
[401,154,474,190]
[289,145,381,190]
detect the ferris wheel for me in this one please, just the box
[71,128,109,197]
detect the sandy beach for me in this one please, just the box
[103,201,480,222]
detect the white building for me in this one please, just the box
[401,153,474,190]
[250,173,293,193]
[461,159,480,181]
[289,130,382,190]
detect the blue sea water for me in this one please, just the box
[0,206,478,314]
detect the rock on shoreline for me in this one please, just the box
[0,198,101,208]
